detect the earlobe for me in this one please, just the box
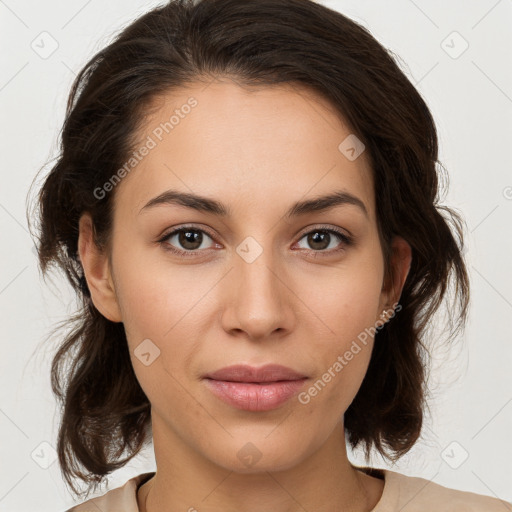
[77,213,122,323]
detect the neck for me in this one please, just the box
[137,415,383,512]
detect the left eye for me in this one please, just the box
[295,229,351,252]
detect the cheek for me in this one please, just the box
[112,237,205,340]
[109,243,194,388]
[296,256,383,409]
[300,311,376,417]
[302,252,384,340]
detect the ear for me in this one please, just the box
[377,235,412,321]
[77,213,122,323]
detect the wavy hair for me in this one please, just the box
[27,0,470,499]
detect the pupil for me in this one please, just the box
[309,231,329,250]
[180,230,202,250]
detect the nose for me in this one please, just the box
[220,247,295,341]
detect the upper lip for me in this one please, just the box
[204,364,307,383]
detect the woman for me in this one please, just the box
[29,0,511,510]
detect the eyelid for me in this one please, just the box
[296,223,352,240]
[158,222,215,238]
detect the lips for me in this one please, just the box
[202,364,308,411]
[203,364,307,383]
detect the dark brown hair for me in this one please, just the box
[27,0,470,499]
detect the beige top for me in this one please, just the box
[65,467,512,511]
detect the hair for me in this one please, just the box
[27,0,470,500]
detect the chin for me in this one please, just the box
[205,435,312,474]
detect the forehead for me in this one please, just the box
[113,78,375,222]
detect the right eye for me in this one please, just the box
[158,225,219,257]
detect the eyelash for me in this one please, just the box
[157,224,353,258]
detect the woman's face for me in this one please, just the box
[80,79,411,473]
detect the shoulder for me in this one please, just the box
[64,472,155,512]
[379,469,512,512]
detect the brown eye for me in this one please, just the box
[159,226,216,256]
[296,228,352,253]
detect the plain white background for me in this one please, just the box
[0,0,511,510]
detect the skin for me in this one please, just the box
[78,78,412,512]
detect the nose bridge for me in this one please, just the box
[237,235,283,304]
[225,234,292,338]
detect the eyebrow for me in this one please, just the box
[139,189,368,219]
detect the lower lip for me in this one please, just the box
[204,378,307,411]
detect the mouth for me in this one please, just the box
[203,363,307,382]
[202,364,308,412]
